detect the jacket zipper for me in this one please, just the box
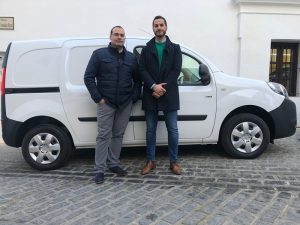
[116,58,121,106]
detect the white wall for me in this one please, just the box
[237,1,300,81]
[2,0,300,78]
[0,0,239,75]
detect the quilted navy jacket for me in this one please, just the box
[84,45,141,108]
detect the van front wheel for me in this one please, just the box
[220,113,270,159]
[22,125,72,170]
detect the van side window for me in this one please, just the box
[132,46,210,86]
[179,53,210,86]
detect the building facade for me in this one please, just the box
[1,0,300,121]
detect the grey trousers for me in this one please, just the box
[95,101,132,173]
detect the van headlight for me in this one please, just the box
[267,82,288,97]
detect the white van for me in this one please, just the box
[1,37,296,170]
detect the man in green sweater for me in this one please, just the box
[139,16,182,175]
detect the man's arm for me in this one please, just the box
[84,51,102,103]
[165,44,182,86]
[139,47,156,90]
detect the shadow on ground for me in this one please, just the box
[71,144,228,160]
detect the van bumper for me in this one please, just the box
[270,98,297,139]
[1,117,23,147]
[1,94,23,147]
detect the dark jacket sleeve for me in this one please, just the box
[165,44,182,86]
[84,51,102,103]
[139,47,156,90]
[132,57,142,103]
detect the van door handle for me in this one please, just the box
[205,96,212,98]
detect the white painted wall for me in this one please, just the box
[238,2,300,81]
[0,0,239,75]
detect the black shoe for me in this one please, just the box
[94,172,104,184]
[109,166,128,176]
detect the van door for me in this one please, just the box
[60,38,134,147]
[130,45,217,143]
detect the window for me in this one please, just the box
[133,46,210,86]
[269,43,298,96]
[179,53,203,85]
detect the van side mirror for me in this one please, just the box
[199,64,211,85]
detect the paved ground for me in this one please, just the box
[0,130,300,225]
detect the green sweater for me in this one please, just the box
[155,41,166,69]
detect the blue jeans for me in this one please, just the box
[145,110,179,163]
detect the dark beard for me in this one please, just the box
[155,30,166,37]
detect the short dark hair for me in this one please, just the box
[110,26,124,35]
[152,15,167,26]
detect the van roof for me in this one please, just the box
[11,36,151,47]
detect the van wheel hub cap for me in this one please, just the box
[242,134,251,142]
[28,133,61,164]
[231,122,263,153]
[39,144,50,153]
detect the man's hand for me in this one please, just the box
[153,83,167,96]
[152,92,160,99]
[99,98,105,104]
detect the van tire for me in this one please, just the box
[220,113,270,159]
[21,124,72,170]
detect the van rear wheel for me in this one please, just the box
[22,125,72,170]
[220,113,270,159]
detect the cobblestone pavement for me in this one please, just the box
[0,130,300,225]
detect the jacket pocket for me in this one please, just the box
[101,59,117,74]
[122,61,134,75]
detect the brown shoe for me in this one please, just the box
[170,163,182,175]
[141,161,156,175]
